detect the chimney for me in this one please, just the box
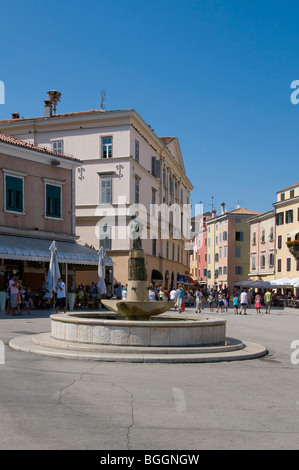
[221,202,226,215]
[212,209,216,218]
[44,99,52,118]
[11,113,20,119]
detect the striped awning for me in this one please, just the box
[0,234,113,266]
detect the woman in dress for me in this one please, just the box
[255,293,262,314]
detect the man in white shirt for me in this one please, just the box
[239,290,248,315]
[55,277,66,313]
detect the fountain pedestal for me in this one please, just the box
[102,248,175,320]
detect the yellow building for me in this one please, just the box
[273,181,299,283]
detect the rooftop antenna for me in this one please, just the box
[100,89,106,110]
[236,199,244,209]
[47,90,61,115]
[208,196,216,211]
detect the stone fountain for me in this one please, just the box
[101,247,176,320]
[9,217,267,362]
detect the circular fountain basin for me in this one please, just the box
[50,312,227,347]
[101,299,176,320]
[9,311,268,362]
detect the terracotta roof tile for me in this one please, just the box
[228,208,261,215]
[0,132,80,162]
[0,109,131,124]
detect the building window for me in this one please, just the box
[224,246,227,258]
[252,255,256,269]
[166,241,169,259]
[235,266,243,275]
[99,225,112,250]
[102,137,113,158]
[269,226,274,241]
[261,229,265,243]
[52,140,64,154]
[151,156,161,178]
[252,230,256,245]
[277,235,282,249]
[277,259,282,272]
[100,177,112,204]
[172,243,175,260]
[152,237,157,257]
[235,231,244,241]
[223,231,227,241]
[276,212,284,225]
[286,258,291,272]
[135,140,139,163]
[260,255,266,268]
[5,175,23,213]
[280,193,285,201]
[286,210,293,224]
[45,184,61,218]
[269,253,274,267]
[290,190,295,198]
[135,177,140,204]
[223,266,227,275]
[235,247,241,258]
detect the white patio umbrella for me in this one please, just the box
[97,246,107,295]
[47,241,61,294]
[270,278,293,287]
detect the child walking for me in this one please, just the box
[233,294,239,314]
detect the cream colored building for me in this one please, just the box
[273,181,299,281]
[0,99,193,287]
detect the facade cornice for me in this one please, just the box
[273,195,299,209]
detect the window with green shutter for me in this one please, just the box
[46,184,61,218]
[5,175,23,212]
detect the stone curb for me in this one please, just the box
[9,333,268,363]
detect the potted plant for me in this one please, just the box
[286,240,299,255]
[67,286,76,310]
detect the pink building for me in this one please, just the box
[248,210,275,282]
[0,132,106,293]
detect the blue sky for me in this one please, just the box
[1,0,298,214]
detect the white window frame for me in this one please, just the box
[100,176,112,204]
[51,140,64,154]
[101,136,113,159]
[43,178,65,220]
[3,169,27,215]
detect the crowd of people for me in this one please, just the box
[5,274,34,316]
[4,272,291,317]
[4,274,68,315]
